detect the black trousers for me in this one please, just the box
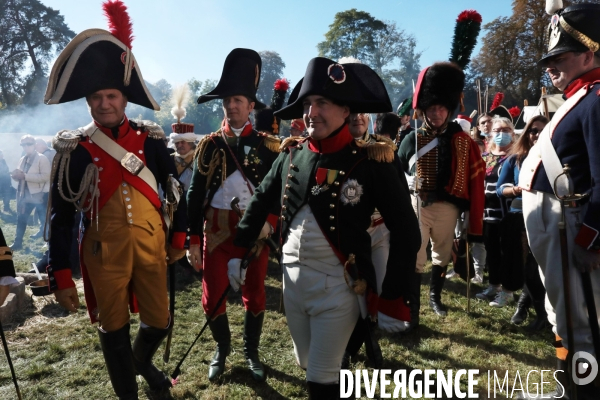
[483,221,502,285]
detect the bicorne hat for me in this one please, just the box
[275,57,392,120]
[197,48,266,109]
[540,1,600,65]
[44,0,159,110]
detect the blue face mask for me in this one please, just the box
[494,132,512,147]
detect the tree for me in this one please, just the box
[317,9,386,63]
[0,0,74,107]
[256,51,286,105]
[318,9,421,108]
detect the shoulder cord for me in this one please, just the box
[43,153,100,241]
[195,136,226,190]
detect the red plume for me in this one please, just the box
[490,92,504,110]
[274,78,290,92]
[103,0,134,49]
[508,106,521,118]
[457,10,482,23]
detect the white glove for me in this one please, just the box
[187,244,202,272]
[227,258,246,292]
[258,222,273,240]
[377,311,408,333]
[404,174,423,191]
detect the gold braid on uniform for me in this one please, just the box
[355,135,395,163]
[280,136,307,152]
[194,133,226,190]
[259,132,282,153]
[48,130,101,240]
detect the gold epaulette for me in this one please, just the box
[372,134,398,151]
[52,130,81,154]
[258,132,282,153]
[355,137,395,163]
[279,136,307,152]
[130,119,165,139]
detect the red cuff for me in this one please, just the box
[189,235,201,246]
[47,267,75,292]
[266,213,279,229]
[575,224,600,252]
[378,296,411,322]
[171,232,186,250]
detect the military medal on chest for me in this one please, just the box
[311,168,338,196]
[243,146,251,166]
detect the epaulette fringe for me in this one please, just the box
[279,136,307,152]
[260,133,282,153]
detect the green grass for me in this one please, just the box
[0,209,557,399]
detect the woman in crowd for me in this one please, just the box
[476,116,515,306]
[496,115,550,329]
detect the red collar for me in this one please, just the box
[564,68,600,98]
[307,124,353,154]
[95,116,130,139]
[222,119,253,137]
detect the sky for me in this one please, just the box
[41,0,514,88]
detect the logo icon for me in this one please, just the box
[572,351,598,386]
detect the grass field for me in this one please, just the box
[0,206,558,399]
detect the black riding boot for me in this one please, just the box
[132,321,172,392]
[208,313,231,381]
[429,265,448,317]
[97,324,138,400]
[511,291,531,325]
[364,319,383,368]
[342,317,367,369]
[400,273,422,334]
[244,311,266,381]
[307,381,340,400]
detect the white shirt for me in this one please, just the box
[283,204,343,276]
[209,170,254,210]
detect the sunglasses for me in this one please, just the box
[20,143,34,147]
[528,128,541,135]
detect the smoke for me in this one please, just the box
[0,99,154,171]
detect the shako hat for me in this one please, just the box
[44,0,159,110]
[541,1,600,65]
[275,57,392,120]
[197,48,266,109]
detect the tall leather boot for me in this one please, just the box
[132,321,172,392]
[10,220,26,250]
[244,311,266,382]
[97,324,138,400]
[400,273,422,334]
[364,319,383,368]
[342,317,367,369]
[207,313,231,381]
[511,291,531,325]
[307,381,340,400]
[429,265,448,317]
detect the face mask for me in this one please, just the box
[493,132,512,147]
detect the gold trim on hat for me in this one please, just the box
[559,16,600,53]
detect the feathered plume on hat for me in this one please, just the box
[169,84,195,140]
[490,92,504,110]
[255,78,290,134]
[103,0,134,49]
[449,10,483,70]
[508,106,521,119]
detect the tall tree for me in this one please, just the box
[256,51,286,105]
[0,0,75,107]
[317,9,421,108]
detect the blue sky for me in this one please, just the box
[43,0,513,88]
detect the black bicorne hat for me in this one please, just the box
[275,57,392,120]
[197,48,266,109]
[45,1,159,110]
[413,62,465,113]
[540,3,600,65]
[45,32,158,110]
